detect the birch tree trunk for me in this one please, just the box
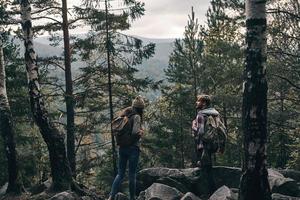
[19,0,72,191]
[0,34,22,195]
[238,0,271,199]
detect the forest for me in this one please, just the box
[0,0,299,200]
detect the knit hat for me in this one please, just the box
[132,95,145,108]
[197,94,211,105]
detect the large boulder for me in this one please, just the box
[212,167,241,188]
[272,193,300,200]
[278,170,300,183]
[181,192,202,200]
[137,167,242,196]
[137,167,300,198]
[137,168,198,194]
[208,186,238,200]
[156,177,190,194]
[268,169,300,197]
[138,183,183,200]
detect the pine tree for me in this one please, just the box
[267,0,300,169]
[143,8,204,168]
[72,0,155,179]
[61,0,76,177]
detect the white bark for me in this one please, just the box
[246,0,266,19]
[0,36,9,108]
[20,2,39,83]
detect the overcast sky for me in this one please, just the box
[69,0,211,39]
[123,0,211,38]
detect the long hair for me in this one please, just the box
[119,106,133,117]
[120,106,143,122]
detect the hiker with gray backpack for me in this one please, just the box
[192,94,227,195]
[108,95,145,200]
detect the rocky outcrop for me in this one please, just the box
[137,166,242,196]
[137,167,300,199]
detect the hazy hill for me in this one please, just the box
[14,35,175,99]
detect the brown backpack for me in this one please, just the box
[202,115,227,153]
[111,113,138,147]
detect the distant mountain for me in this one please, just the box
[13,35,175,99]
[136,40,174,82]
[31,35,175,81]
[14,37,62,57]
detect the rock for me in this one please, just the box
[181,192,202,200]
[208,186,238,200]
[212,167,241,189]
[143,183,183,200]
[49,191,79,200]
[80,197,93,200]
[137,168,197,194]
[137,167,242,197]
[278,170,300,183]
[0,183,8,196]
[137,167,300,198]
[268,169,300,197]
[136,191,145,200]
[272,193,300,200]
[115,192,129,200]
[157,177,189,194]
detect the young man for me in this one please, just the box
[192,94,223,195]
[108,95,145,200]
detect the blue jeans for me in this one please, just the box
[110,146,140,200]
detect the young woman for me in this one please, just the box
[108,95,145,200]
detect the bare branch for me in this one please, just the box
[270,73,300,90]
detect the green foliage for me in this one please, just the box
[143,8,205,168]
[266,0,300,169]
[143,2,245,169]
[0,29,49,188]
[95,148,115,197]
[69,0,156,189]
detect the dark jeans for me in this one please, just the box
[195,141,216,195]
[110,146,140,200]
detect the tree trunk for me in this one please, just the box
[238,0,271,200]
[0,34,23,195]
[19,0,72,191]
[62,0,76,177]
[105,0,117,176]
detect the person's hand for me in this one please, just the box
[138,128,144,136]
[192,120,197,131]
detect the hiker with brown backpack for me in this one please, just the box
[108,95,145,200]
[192,94,227,195]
